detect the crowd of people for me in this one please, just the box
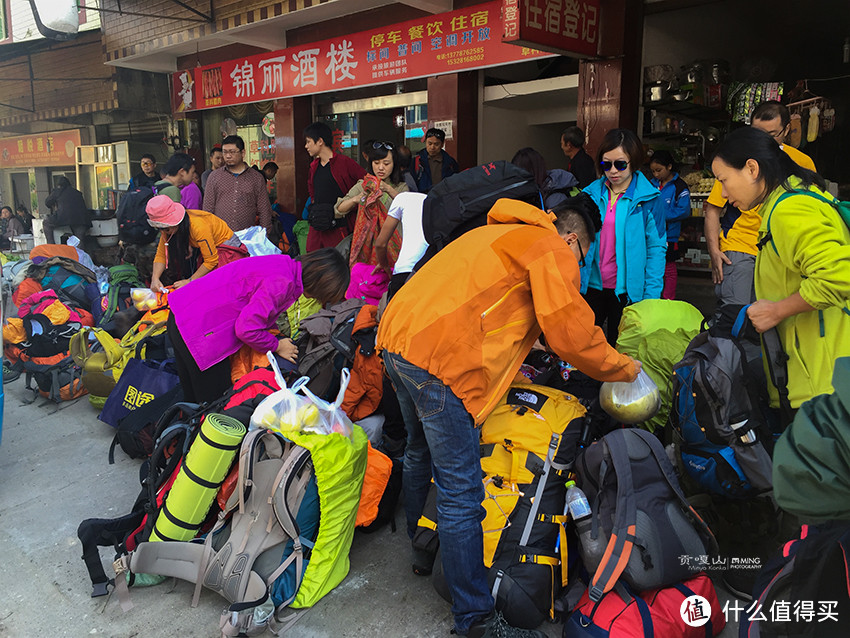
[11,101,847,637]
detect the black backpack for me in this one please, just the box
[414,160,539,270]
[117,186,159,245]
[295,298,366,400]
[740,522,850,638]
[575,428,717,602]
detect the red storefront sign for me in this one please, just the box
[172,0,555,113]
[0,130,81,168]
[502,0,599,57]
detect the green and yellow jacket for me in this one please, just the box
[755,178,850,408]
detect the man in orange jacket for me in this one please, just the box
[376,193,639,638]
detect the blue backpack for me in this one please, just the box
[670,305,789,499]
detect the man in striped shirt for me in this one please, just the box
[203,135,273,234]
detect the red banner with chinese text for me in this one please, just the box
[172,1,555,113]
[0,130,81,169]
[502,0,599,57]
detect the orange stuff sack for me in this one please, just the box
[341,305,384,422]
[355,442,393,527]
[13,278,42,307]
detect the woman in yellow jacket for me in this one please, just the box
[146,194,246,292]
[712,127,850,408]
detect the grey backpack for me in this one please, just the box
[295,298,365,400]
[575,428,717,602]
[116,429,316,636]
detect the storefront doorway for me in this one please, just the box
[10,173,30,211]
[316,87,428,170]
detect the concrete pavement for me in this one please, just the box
[0,379,739,637]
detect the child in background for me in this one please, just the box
[649,150,692,300]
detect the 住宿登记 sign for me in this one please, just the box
[502,0,600,57]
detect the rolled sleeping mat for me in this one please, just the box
[150,413,246,542]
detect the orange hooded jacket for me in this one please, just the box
[376,198,636,424]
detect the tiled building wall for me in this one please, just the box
[102,0,333,64]
[0,32,115,124]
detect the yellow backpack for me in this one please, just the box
[70,316,169,400]
[414,383,586,629]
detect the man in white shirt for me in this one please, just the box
[374,191,428,299]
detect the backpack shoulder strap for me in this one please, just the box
[628,428,718,552]
[588,430,638,602]
[759,189,846,255]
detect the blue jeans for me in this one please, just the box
[383,352,492,634]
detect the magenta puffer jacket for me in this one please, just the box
[168,254,303,371]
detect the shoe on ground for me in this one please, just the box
[3,364,20,384]
[454,611,547,638]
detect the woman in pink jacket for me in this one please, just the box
[166,248,349,402]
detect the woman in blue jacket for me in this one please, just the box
[650,150,692,300]
[581,129,666,344]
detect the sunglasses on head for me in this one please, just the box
[372,141,395,150]
[600,159,629,172]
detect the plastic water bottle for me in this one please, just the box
[565,480,591,520]
[566,480,603,576]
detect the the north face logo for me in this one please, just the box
[123,385,155,409]
[507,388,548,412]
[514,392,539,406]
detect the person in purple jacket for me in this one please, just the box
[166,248,349,402]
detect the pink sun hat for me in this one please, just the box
[146,194,186,228]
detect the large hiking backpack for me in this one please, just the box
[108,367,279,464]
[575,428,717,602]
[295,297,365,400]
[39,263,95,309]
[19,313,82,358]
[616,299,704,433]
[70,317,171,404]
[26,257,97,311]
[112,424,368,635]
[415,384,588,629]
[414,160,539,270]
[19,351,86,403]
[740,522,850,638]
[100,264,146,327]
[78,400,214,596]
[670,305,789,499]
[116,186,159,245]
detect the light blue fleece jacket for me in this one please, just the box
[581,171,666,302]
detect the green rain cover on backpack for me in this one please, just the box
[287,424,368,608]
[616,299,704,433]
[101,264,145,325]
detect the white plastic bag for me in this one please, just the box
[235,225,281,257]
[130,287,167,311]
[599,368,661,424]
[250,352,312,434]
[299,368,355,438]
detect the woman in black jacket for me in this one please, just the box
[43,177,91,243]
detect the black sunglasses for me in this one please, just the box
[600,159,629,172]
[372,141,395,150]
